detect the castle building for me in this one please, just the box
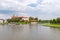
[11,15,29,21]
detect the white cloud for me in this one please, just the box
[0,14,11,19]
[38,0,60,13]
[0,0,60,19]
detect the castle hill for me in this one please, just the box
[0,15,39,24]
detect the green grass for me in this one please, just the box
[0,22,8,25]
[42,23,60,28]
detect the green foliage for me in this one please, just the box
[7,18,21,23]
[29,17,33,22]
[35,18,38,20]
[56,18,60,23]
[29,17,38,22]
[38,20,41,22]
[40,17,60,24]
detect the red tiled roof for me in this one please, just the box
[11,16,28,19]
[19,16,28,18]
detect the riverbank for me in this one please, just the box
[0,22,8,25]
[0,22,38,25]
[42,23,60,28]
[16,22,30,24]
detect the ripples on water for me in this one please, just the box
[0,24,60,40]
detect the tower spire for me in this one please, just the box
[13,14,15,16]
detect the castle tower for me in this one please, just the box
[11,14,18,19]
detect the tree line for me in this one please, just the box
[39,17,60,24]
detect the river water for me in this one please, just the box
[0,24,60,40]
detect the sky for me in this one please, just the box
[0,0,60,20]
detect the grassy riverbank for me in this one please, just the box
[0,22,8,25]
[16,22,30,24]
[42,23,60,28]
[0,22,29,25]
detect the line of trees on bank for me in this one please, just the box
[39,17,60,24]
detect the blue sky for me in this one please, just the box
[0,0,60,20]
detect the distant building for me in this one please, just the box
[0,19,7,23]
[11,15,29,21]
[11,15,18,19]
[9,15,38,22]
[4,19,7,23]
[19,16,29,21]
[0,19,3,23]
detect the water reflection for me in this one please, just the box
[0,24,60,40]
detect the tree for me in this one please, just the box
[29,17,33,22]
[35,18,38,22]
[38,20,41,22]
[49,20,53,24]
[52,19,56,24]
[56,18,60,24]
[7,17,22,23]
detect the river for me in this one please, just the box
[0,24,60,40]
